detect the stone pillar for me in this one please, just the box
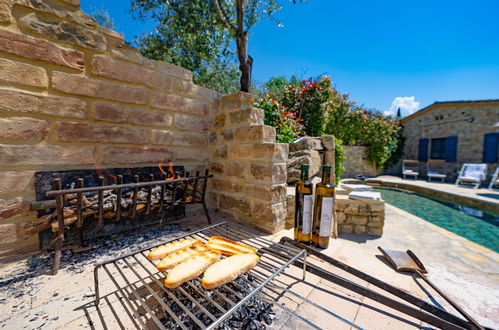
[208,92,289,233]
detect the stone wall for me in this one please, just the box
[0,0,222,257]
[335,196,384,236]
[398,101,499,180]
[287,136,335,183]
[341,146,380,178]
[208,93,289,233]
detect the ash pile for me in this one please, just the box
[160,275,275,330]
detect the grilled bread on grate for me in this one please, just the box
[156,244,210,272]
[201,254,260,289]
[206,236,257,256]
[164,251,221,289]
[147,238,201,260]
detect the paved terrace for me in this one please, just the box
[1,206,498,329]
[364,175,499,213]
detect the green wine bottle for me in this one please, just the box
[294,165,313,244]
[312,165,335,249]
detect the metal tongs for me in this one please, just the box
[378,247,485,330]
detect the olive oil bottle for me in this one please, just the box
[312,165,335,249]
[294,165,313,244]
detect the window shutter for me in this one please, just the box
[445,136,458,162]
[483,133,498,163]
[418,138,428,161]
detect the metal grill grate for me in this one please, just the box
[94,222,307,329]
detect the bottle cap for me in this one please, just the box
[323,165,332,172]
[301,164,310,171]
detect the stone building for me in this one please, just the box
[400,100,499,181]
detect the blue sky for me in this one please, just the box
[81,0,499,116]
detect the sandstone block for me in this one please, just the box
[190,84,221,102]
[19,12,107,51]
[0,2,12,24]
[0,89,86,118]
[213,145,228,159]
[233,125,276,143]
[244,184,286,203]
[370,216,383,223]
[92,55,154,87]
[220,129,234,142]
[0,58,47,88]
[230,143,287,161]
[209,161,224,175]
[214,114,225,128]
[56,122,147,143]
[250,163,287,183]
[0,29,84,70]
[219,194,250,214]
[344,205,359,215]
[111,44,147,65]
[99,146,171,164]
[251,201,286,230]
[211,179,243,194]
[93,103,127,123]
[52,71,147,104]
[351,216,368,225]
[220,92,253,113]
[225,161,246,177]
[0,223,17,244]
[321,135,335,151]
[0,144,95,165]
[0,197,24,220]
[286,194,295,229]
[287,149,321,182]
[369,203,385,213]
[151,92,208,116]
[289,137,323,152]
[340,224,353,233]
[229,108,264,126]
[0,117,48,140]
[0,171,34,195]
[175,148,209,162]
[60,0,80,6]
[324,151,335,168]
[367,227,383,236]
[16,0,97,28]
[152,130,205,146]
[335,212,347,224]
[152,60,192,82]
[127,107,173,127]
[174,114,210,132]
[354,225,366,234]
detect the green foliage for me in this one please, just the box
[91,8,116,29]
[256,94,303,143]
[130,0,239,93]
[334,137,345,182]
[256,75,402,169]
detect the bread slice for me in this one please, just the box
[206,236,256,256]
[156,244,209,272]
[164,251,221,289]
[147,238,201,260]
[201,254,260,289]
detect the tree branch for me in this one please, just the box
[212,0,237,32]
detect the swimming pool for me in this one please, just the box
[374,187,499,252]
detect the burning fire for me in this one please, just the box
[159,161,180,180]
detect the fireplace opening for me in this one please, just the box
[31,166,212,274]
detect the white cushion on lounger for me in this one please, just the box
[349,191,381,201]
[342,184,373,192]
[403,170,418,175]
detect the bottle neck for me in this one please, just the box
[322,170,331,184]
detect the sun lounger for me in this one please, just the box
[488,167,499,190]
[426,159,446,182]
[455,163,487,189]
[402,160,419,180]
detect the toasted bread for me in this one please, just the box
[156,244,209,272]
[164,251,221,289]
[206,236,256,256]
[201,254,260,289]
[147,238,201,261]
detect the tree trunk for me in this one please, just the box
[240,55,252,92]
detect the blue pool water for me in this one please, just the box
[374,187,499,252]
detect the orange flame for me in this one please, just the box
[159,161,179,180]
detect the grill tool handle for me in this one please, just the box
[414,269,484,330]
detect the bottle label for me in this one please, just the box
[302,195,313,234]
[319,197,334,237]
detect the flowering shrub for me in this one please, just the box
[256,93,303,143]
[256,75,403,170]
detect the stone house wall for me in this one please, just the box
[341,146,381,178]
[0,0,287,257]
[397,101,499,180]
